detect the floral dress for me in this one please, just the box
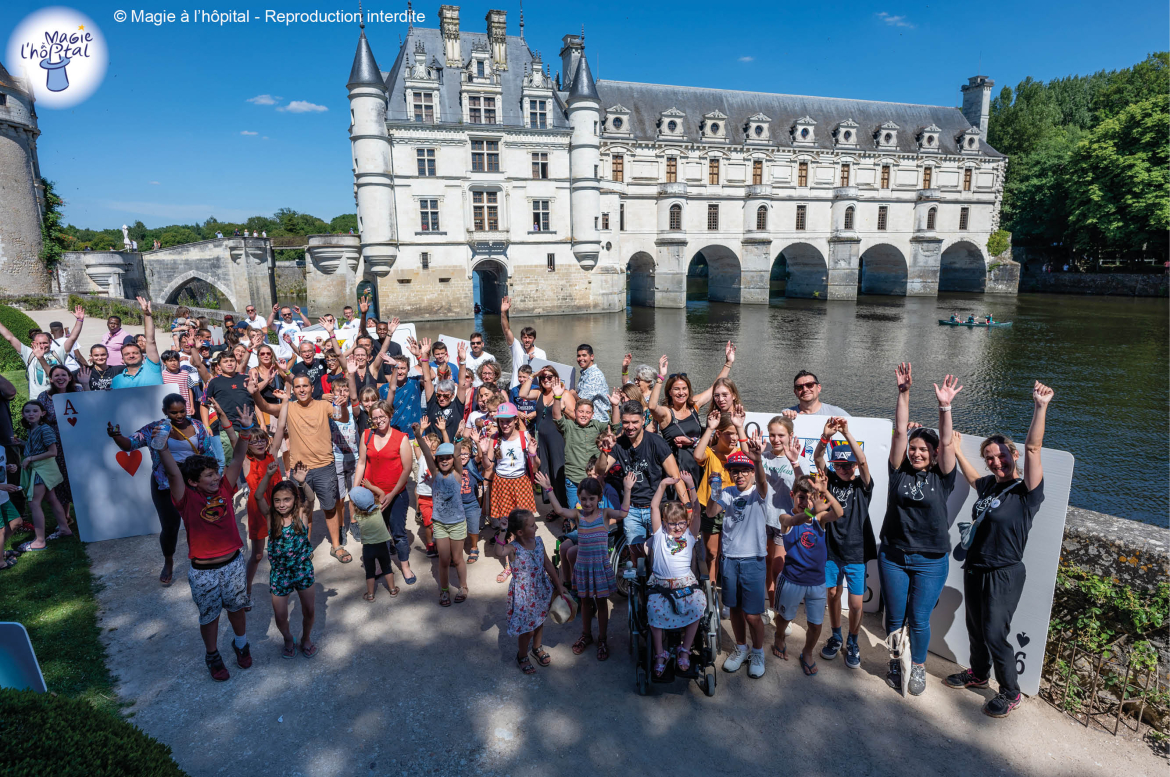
[266,522,314,598]
[507,536,554,636]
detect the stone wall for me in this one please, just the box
[1020,272,1169,297]
[1060,507,1168,593]
[274,262,306,298]
[55,251,148,299]
[0,123,50,294]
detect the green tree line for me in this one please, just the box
[988,52,1169,267]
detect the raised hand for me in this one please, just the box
[346,355,358,374]
[744,432,764,461]
[78,366,92,385]
[731,404,746,428]
[73,304,86,322]
[106,422,121,438]
[658,354,668,375]
[276,357,291,373]
[895,362,913,393]
[318,316,335,334]
[136,296,152,315]
[272,389,288,400]
[500,296,511,314]
[725,340,736,365]
[623,470,638,492]
[526,432,538,457]
[405,337,421,358]
[1033,381,1054,407]
[785,434,803,464]
[609,387,624,406]
[418,337,432,356]
[622,353,632,371]
[237,404,256,430]
[266,461,280,476]
[358,297,370,314]
[292,305,302,315]
[533,470,551,491]
[457,341,467,363]
[290,461,308,483]
[933,374,963,406]
[596,428,617,451]
[435,414,447,432]
[837,418,850,436]
[706,409,721,429]
[387,317,400,336]
[679,469,695,493]
[272,303,280,314]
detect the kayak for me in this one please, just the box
[938,320,1013,328]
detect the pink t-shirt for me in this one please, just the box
[101,329,126,366]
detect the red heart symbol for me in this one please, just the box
[116,450,142,477]
[67,417,77,426]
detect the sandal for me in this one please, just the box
[453,587,468,604]
[439,590,451,607]
[596,640,609,662]
[0,558,16,571]
[159,567,174,587]
[800,652,818,676]
[388,587,400,597]
[676,646,691,673]
[363,592,376,602]
[466,549,479,564]
[517,655,536,675]
[301,643,318,659]
[329,546,353,564]
[281,639,297,660]
[46,529,73,541]
[496,568,512,584]
[653,650,670,677]
[530,646,551,667]
[17,542,46,552]
[772,644,788,660]
[572,634,593,655]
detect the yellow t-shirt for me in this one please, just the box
[698,448,733,505]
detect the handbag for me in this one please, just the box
[958,479,1020,549]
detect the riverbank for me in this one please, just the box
[1020,272,1169,297]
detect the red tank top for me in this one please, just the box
[245,453,277,529]
[364,428,406,492]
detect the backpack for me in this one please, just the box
[492,428,536,479]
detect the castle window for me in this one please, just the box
[420,200,440,232]
[412,92,434,123]
[959,207,970,231]
[844,206,855,230]
[922,167,932,189]
[840,164,851,187]
[471,140,499,172]
[612,155,624,182]
[612,117,623,130]
[795,205,807,231]
[420,252,430,270]
[620,204,626,230]
[752,160,763,185]
[881,165,891,189]
[472,191,499,231]
[529,100,547,129]
[877,206,888,231]
[484,97,496,124]
[707,204,719,231]
[416,149,436,177]
[926,207,937,231]
[797,162,808,187]
[709,159,719,185]
[666,157,677,183]
[756,205,767,231]
[669,204,682,230]
[532,200,550,232]
[963,169,973,191]
[547,253,556,272]
[532,152,548,179]
[469,96,481,124]
[602,213,610,230]
[667,120,678,132]
[477,60,485,77]
[754,124,763,137]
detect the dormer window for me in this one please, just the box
[604,104,633,136]
[529,99,547,129]
[701,110,728,143]
[834,119,859,148]
[791,116,817,146]
[917,124,941,153]
[754,125,763,137]
[667,120,678,132]
[875,121,899,150]
[613,117,623,130]
[745,113,772,145]
[957,126,981,154]
[412,92,435,123]
[658,108,687,140]
[477,60,485,77]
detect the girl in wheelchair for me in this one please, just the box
[647,472,705,677]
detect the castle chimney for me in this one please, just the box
[961,75,994,138]
[559,34,583,91]
[440,5,461,67]
[486,9,507,70]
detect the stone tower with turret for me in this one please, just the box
[0,63,51,293]
[562,34,602,269]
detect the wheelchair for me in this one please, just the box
[625,543,720,697]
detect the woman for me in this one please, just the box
[109,393,218,586]
[36,364,85,523]
[516,366,567,510]
[653,343,735,418]
[692,408,744,599]
[347,344,379,394]
[946,382,1053,718]
[652,371,703,483]
[476,359,502,391]
[879,362,962,697]
[477,403,540,583]
[708,377,742,415]
[249,344,287,427]
[352,400,416,585]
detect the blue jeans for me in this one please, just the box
[623,505,652,546]
[209,433,225,473]
[878,545,949,664]
[564,477,579,511]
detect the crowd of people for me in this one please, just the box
[0,294,1055,718]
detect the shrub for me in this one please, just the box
[987,229,1012,258]
[0,689,188,777]
[0,305,40,373]
[67,295,175,330]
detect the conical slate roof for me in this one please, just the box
[347,31,385,90]
[0,61,20,91]
[567,54,598,103]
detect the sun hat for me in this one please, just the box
[436,442,456,456]
[725,450,755,470]
[349,486,378,513]
[495,402,518,419]
[549,593,577,624]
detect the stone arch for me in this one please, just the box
[776,242,829,299]
[626,251,656,308]
[939,240,987,292]
[471,258,508,314]
[159,271,238,310]
[858,243,908,296]
[690,244,741,303]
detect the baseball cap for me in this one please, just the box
[828,439,863,464]
[725,450,755,470]
[436,442,456,457]
[234,321,250,331]
[495,402,518,419]
[349,486,378,512]
[122,335,138,346]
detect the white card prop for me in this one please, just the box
[928,437,1074,696]
[55,385,175,543]
[743,413,891,613]
[390,323,418,369]
[208,325,224,345]
[528,357,577,391]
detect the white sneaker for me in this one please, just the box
[722,645,749,673]
[785,622,793,636]
[720,605,731,620]
[748,650,766,679]
[762,608,775,625]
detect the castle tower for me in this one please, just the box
[961,75,994,138]
[564,41,601,268]
[347,26,397,275]
[0,63,50,293]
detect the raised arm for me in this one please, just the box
[693,409,720,465]
[811,473,844,525]
[890,362,912,469]
[370,326,394,373]
[62,306,86,355]
[839,417,870,486]
[650,476,674,534]
[249,376,281,418]
[222,405,254,486]
[932,374,962,475]
[1024,382,1053,491]
[0,315,23,352]
[266,304,279,330]
[534,470,575,520]
[692,341,735,408]
[455,343,472,404]
[813,416,836,475]
[499,295,514,346]
[411,422,439,476]
[952,431,980,488]
[255,460,280,518]
[744,432,769,499]
[269,394,290,453]
[136,297,160,364]
[293,305,310,326]
[661,454,689,502]
[158,439,185,503]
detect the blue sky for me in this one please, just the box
[2,0,1166,229]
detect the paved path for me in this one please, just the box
[87,499,1164,777]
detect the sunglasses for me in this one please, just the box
[667,521,689,529]
[794,382,819,391]
[668,373,688,380]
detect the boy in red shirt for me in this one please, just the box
[159,405,256,681]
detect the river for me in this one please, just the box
[407,293,1169,527]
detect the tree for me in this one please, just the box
[329,213,357,234]
[38,178,69,269]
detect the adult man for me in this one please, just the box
[380,349,424,440]
[370,317,405,382]
[464,332,495,387]
[597,399,688,550]
[267,303,310,341]
[100,315,127,366]
[241,305,267,331]
[111,299,162,389]
[569,343,609,423]
[48,321,81,371]
[0,306,85,395]
[499,296,545,388]
[290,339,329,399]
[252,376,351,564]
[782,370,851,419]
[421,342,470,431]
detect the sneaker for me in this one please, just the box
[720,605,730,620]
[425,544,439,558]
[908,663,927,696]
[722,645,749,673]
[762,608,774,625]
[747,651,766,679]
[820,635,843,661]
[232,641,253,669]
[205,651,230,682]
[844,640,861,669]
[945,668,989,689]
[885,659,902,692]
[983,689,1022,718]
[785,622,793,636]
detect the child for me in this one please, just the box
[256,460,318,659]
[556,453,622,587]
[694,408,743,606]
[348,485,398,601]
[231,416,277,606]
[458,438,485,564]
[328,375,359,541]
[761,416,812,611]
[16,400,70,552]
[536,469,633,662]
[647,471,706,677]
[479,403,541,584]
[509,365,537,426]
[813,417,874,669]
[415,423,440,558]
[413,419,468,606]
[0,447,23,569]
[550,378,608,513]
[771,473,844,677]
[502,508,566,674]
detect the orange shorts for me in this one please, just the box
[246,500,268,540]
[416,495,434,528]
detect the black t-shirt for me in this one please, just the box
[965,476,1045,570]
[826,470,876,564]
[609,431,674,507]
[77,364,123,391]
[426,396,464,437]
[203,375,255,425]
[352,366,379,393]
[291,359,328,399]
[882,460,958,554]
